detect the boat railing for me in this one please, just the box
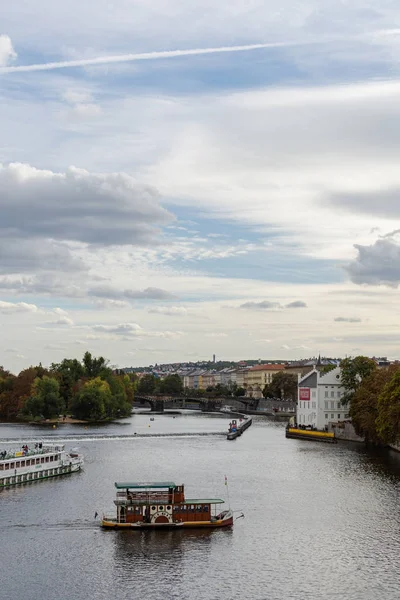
[116,491,171,503]
[0,447,64,461]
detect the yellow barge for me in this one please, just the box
[286,426,336,443]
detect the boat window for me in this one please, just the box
[21,461,25,467]
[0,465,3,471]
[10,462,14,468]
[45,456,49,462]
[159,506,164,511]
[5,463,9,470]
[196,505,202,511]
[204,506,209,512]
[50,455,54,461]
[152,506,156,511]
[26,459,30,466]
[16,462,20,468]
[36,458,40,464]
[190,505,195,512]
[40,458,44,464]
[173,506,179,512]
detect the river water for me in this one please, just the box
[1,411,400,600]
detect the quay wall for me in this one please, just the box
[327,422,364,443]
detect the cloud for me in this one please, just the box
[240,300,307,310]
[0,35,16,67]
[345,239,400,287]
[88,285,176,300]
[92,323,142,335]
[240,301,281,310]
[0,300,38,313]
[54,316,74,326]
[334,317,362,323]
[0,163,173,246]
[62,88,102,120]
[148,306,187,316]
[285,301,307,308]
[205,332,227,338]
[0,238,87,275]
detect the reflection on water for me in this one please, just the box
[2,416,400,600]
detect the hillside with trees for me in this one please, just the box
[0,352,136,423]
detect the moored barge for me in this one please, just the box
[0,442,84,488]
[285,425,336,443]
[101,481,233,529]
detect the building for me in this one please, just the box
[246,364,286,397]
[296,366,350,429]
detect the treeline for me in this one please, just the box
[0,352,136,422]
[342,356,400,446]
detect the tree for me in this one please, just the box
[25,376,64,419]
[50,358,85,408]
[159,374,183,395]
[71,377,112,421]
[137,374,158,395]
[376,369,400,445]
[319,364,336,374]
[340,356,377,405]
[350,367,392,444]
[263,372,298,400]
[82,351,110,378]
[233,386,246,397]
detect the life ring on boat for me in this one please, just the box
[150,511,172,524]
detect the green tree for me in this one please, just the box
[376,369,400,445]
[233,386,246,397]
[82,351,110,378]
[25,376,64,419]
[319,364,337,374]
[263,372,298,400]
[137,374,158,394]
[159,374,183,395]
[50,358,85,408]
[340,356,377,405]
[71,377,112,420]
[350,367,392,444]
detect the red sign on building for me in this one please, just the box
[299,388,310,401]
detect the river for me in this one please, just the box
[1,411,400,600]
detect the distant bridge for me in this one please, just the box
[134,395,261,413]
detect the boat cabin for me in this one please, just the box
[113,481,225,525]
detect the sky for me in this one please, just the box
[1,1,400,372]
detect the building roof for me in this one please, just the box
[115,481,177,489]
[248,364,286,371]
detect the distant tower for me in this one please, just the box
[316,353,322,367]
[213,354,216,363]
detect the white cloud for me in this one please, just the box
[54,316,74,326]
[0,35,16,67]
[334,317,362,323]
[0,300,38,313]
[148,306,187,316]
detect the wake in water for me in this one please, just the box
[0,431,225,444]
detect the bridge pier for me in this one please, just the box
[152,400,164,412]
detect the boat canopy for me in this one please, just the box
[115,481,178,489]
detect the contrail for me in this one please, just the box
[1,29,399,75]
[0,40,317,75]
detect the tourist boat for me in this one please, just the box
[0,442,84,488]
[101,481,234,529]
[220,405,235,413]
[285,425,337,443]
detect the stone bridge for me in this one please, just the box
[134,395,262,412]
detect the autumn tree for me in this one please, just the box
[376,369,400,445]
[350,367,393,444]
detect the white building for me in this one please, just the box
[296,367,350,429]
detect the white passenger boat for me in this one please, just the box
[0,442,84,488]
[220,405,235,413]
